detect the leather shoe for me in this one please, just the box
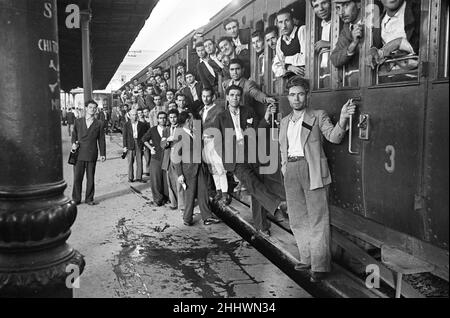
[183,221,194,226]
[259,229,271,237]
[128,179,134,183]
[86,201,98,206]
[278,201,288,214]
[136,179,147,184]
[310,272,327,283]
[204,218,221,225]
[273,209,285,222]
[294,263,311,271]
[214,190,223,201]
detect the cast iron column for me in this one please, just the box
[81,10,92,103]
[0,0,85,297]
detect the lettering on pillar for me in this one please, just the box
[40,2,60,111]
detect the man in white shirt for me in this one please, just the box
[123,109,147,183]
[311,0,332,87]
[279,76,356,282]
[275,8,307,78]
[195,42,218,90]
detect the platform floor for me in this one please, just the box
[62,128,311,298]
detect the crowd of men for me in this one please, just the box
[71,0,417,283]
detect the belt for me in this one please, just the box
[288,156,304,162]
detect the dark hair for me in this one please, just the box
[202,87,215,96]
[277,7,293,19]
[85,100,98,107]
[176,93,187,100]
[177,111,191,126]
[204,38,215,45]
[185,71,196,78]
[137,108,143,112]
[166,89,176,95]
[226,85,243,96]
[264,26,279,37]
[309,0,331,5]
[154,66,162,70]
[223,18,239,29]
[218,36,233,46]
[229,58,244,69]
[168,109,180,117]
[157,111,167,118]
[286,76,310,93]
[195,41,205,49]
[176,62,186,68]
[251,30,263,40]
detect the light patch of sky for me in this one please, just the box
[105,0,233,92]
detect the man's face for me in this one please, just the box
[229,63,243,81]
[265,31,278,50]
[225,21,239,39]
[163,72,170,80]
[133,80,138,86]
[227,89,242,107]
[381,0,404,11]
[219,40,234,57]
[168,103,177,110]
[123,105,129,112]
[137,110,143,119]
[154,96,162,106]
[169,113,178,126]
[204,40,216,55]
[312,0,331,21]
[202,91,213,106]
[186,74,195,85]
[336,1,360,24]
[149,77,156,85]
[155,75,162,84]
[177,65,185,75]
[143,109,149,117]
[277,13,295,36]
[146,87,154,95]
[176,96,186,108]
[166,91,174,102]
[129,110,138,122]
[159,82,168,92]
[86,103,97,116]
[154,68,162,75]
[196,45,208,59]
[288,86,308,111]
[157,114,167,126]
[252,36,264,54]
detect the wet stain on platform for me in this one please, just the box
[112,218,265,298]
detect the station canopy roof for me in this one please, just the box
[58,0,158,92]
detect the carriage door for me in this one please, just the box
[361,0,428,239]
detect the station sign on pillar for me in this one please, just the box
[0,0,84,298]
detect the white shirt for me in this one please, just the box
[183,127,193,138]
[85,117,94,129]
[157,125,164,137]
[202,104,216,123]
[275,25,306,77]
[381,1,414,54]
[189,82,199,101]
[229,108,244,141]
[131,122,138,138]
[287,111,305,157]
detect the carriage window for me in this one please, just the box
[312,0,332,90]
[369,0,421,85]
[438,1,449,79]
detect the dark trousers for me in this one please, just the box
[127,140,143,181]
[150,158,166,204]
[232,163,281,214]
[72,160,97,203]
[143,148,151,174]
[251,168,286,231]
[183,164,213,223]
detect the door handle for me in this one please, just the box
[358,114,370,140]
[348,97,361,155]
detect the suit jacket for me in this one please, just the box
[142,125,165,161]
[214,106,259,172]
[181,82,203,114]
[199,104,225,133]
[330,21,360,69]
[197,60,217,89]
[222,78,268,120]
[66,112,76,125]
[160,126,178,171]
[123,121,148,151]
[171,127,202,179]
[72,118,106,162]
[279,109,348,191]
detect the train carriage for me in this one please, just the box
[124,0,449,282]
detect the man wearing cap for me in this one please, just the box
[330,0,363,87]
